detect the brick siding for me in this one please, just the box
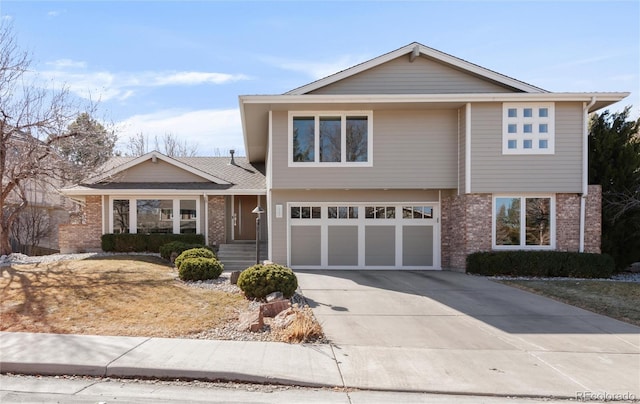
[441,189,601,271]
[58,195,102,253]
[208,195,226,247]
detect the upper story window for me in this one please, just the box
[289,112,373,166]
[502,103,554,155]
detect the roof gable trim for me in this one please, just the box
[90,151,231,185]
[285,42,548,95]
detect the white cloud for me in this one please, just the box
[116,109,245,156]
[263,54,369,80]
[35,64,250,101]
[46,59,87,69]
[47,10,62,17]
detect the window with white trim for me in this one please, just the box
[111,197,199,234]
[493,196,555,249]
[503,103,554,155]
[289,112,372,166]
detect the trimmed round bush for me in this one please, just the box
[174,247,216,269]
[178,257,224,281]
[237,264,298,299]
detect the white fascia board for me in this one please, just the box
[239,95,251,161]
[240,92,629,105]
[91,151,231,185]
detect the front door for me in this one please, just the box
[233,195,257,240]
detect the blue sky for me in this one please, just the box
[1,0,638,156]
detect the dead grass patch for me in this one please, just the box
[0,256,249,337]
[499,279,640,326]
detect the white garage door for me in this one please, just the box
[288,203,439,270]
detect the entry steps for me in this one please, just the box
[217,242,268,271]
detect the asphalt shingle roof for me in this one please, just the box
[81,155,265,192]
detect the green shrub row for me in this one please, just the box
[237,263,298,299]
[101,233,205,253]
[159,241,213,260]
[466,251,615,278]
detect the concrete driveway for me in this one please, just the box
[296,270,640,396]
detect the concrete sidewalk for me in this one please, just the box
[2,330,639,399]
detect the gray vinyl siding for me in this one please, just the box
[114,160,209,183]
[270,189,441,264]
[309,56,519,95]
[458,106,466,194]
[470,102,583,193]
[271,109,458,189]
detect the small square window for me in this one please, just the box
[523,140,533,149]
[539,124,548,133]
[508,108,517,118]
[291,207,300,219]
[523,124,532,133]
[338,206,348,219]
[312,207,321,219]
[539,139,548,149]
[508,124,517,133]
[523,108,533,118]
[328,207,337,219]
[539,108,548,118]
[301,207,311,219]
[508,139,517,149]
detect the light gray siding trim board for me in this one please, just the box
[271,109,458,189]
[470,102,583,193]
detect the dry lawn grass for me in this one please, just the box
[500,279,640,326]
[0,256,249,337]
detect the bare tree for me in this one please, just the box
[155,133,198,157]
[0,22,109,255]
[126,132,198,157]
[10,204,53,254]
[126,132,149,156]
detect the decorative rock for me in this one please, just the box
[266,291,284,302]
[272,307,297,329]
[237,309,264,332]
[230,271,241,285]
[261,300,290,318]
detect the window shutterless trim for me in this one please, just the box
[288,111,373,167]
[492,194,556,250]
[502,103,555,155]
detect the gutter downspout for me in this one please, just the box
[580,97,597,253]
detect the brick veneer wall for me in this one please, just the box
[442,187,603,271]
[556,193,581,251]
[441,193,491,271]
[584,185,602,253]
[59,195,102,253]
[556,185,602,253]
[208,195,226,247]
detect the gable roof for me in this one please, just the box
[92,151,231,184]
[63,152,266,195]
[285,42,548,95]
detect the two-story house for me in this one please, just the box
[61,43,627,271]
[239,42,627,270]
